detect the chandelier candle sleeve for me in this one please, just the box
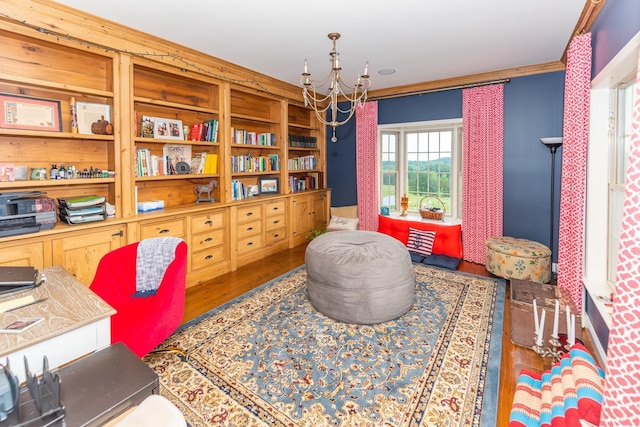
[533,299,539,336]
[537,309,546,346]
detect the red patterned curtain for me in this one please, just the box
[461,85,504,264]
[601,47,640,427]
[356,101,379,231]
[556,33,592,311]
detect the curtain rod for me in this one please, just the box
[368,78,511,101]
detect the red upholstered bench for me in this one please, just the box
[377,215,463,269]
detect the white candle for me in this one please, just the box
[552,299,559,338]
[533,299,539,336]
[304,59,308,74]
[566,304,571,339]
[538,309,546,346]
[569,314,576,346]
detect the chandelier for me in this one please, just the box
[301,33,371,142]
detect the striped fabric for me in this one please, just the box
[406,227,436,256]
[355,101,379,231]
[509,343,604,427]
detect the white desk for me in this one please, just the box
[0,266,115,382]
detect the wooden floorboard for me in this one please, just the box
[183,243,593,426]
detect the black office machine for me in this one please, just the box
[0,192,57,238]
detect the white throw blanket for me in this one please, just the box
[134,237,183,297]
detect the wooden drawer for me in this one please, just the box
[266,227,286,245]
[191,211,225,234]
[236,220,262,239]
[265,200,286,217]
[236,205,262,224]
[191,229,225,252]
[191,245,226,270]
[265,214,285,231]
[140,219,185,239]
[237,234,263,254]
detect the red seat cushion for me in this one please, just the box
[377,215,463,259]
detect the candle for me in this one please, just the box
[533,299,539,336]
[552,299,559,338]
[537,309,546,346]
[569,314,576,346]
[304,59,308,74]
[364,62,369,76]
[566,304,571,340]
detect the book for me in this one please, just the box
[0,317,44,333]
[141,116,154,138]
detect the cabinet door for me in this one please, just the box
[0,240,46,268]
[52,225,125,286]
[290,196,312,246]
[312,192,328,231]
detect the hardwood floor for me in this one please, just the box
[183,244,591,426]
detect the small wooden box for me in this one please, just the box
[510,279,582,349]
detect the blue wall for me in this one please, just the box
[327,73,565,260]
[591,0,640,78]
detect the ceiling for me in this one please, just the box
[52,0,588,93]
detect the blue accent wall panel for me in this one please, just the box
[503,72,565,260]
[591,0,640,78]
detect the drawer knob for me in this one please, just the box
[246,226,254,231]
[247,241,253,246]
[246,212,253,216]
[204,237,213,242]
[205,255,213,260]
[273,220,280,224]
[159,229,170,234]
[205,220,213,225]
[274,233,280,238]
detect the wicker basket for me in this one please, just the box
[419,195,446,221]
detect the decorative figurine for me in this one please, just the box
[400,194,409,216]
[194,179,217,203]
[91,116,114,135]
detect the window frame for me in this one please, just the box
[378,119,463,220]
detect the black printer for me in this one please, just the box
[0,191,57,238]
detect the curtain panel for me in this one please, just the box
[601,46,640,427]
[356,101,379,231]
[461,84,504,264]
[556,33,592,311]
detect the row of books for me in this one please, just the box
[230,154,280,173]
[190,152,218,174]
[231,128,277,146]
[288,155,317,171]
[190,119,219,142]
[136,149,177,176]
[231,179,249,201]
[288,135,318,148]
[288,173,323,193]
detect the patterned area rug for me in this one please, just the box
[144,264,505,427]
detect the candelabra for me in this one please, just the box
[533,333,570,362]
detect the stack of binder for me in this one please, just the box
[58,195,107,224]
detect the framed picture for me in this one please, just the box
[0,94,61,132]
[153,117,184,140]
[258,177,280,195]
[76,102,111,134]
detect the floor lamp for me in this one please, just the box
[540,137,563,256]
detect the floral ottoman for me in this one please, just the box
[485,236,551,283]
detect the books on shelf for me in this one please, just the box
[288,155,317,171]
[57,195,107,224]
[288,172,323,193]
[231,179,248,201]
[189,119,218,142]
[288,135,317,148]
[190,152,218,174]
[231,154,279,173]
[231,128,276,146]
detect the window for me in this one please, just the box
[608,80,635,284]
[379,119,463,219]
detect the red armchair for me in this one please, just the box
[89,238,188,358]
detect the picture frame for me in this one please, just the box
[0,94,61,132]
[76,102,111,134]
[153,117,184,140]
[258,177,280,195]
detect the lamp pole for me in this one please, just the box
[540,137,563,255]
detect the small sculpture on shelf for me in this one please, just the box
[90,116,113,135]
[400,194,409,216]
[194,180,217,204]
